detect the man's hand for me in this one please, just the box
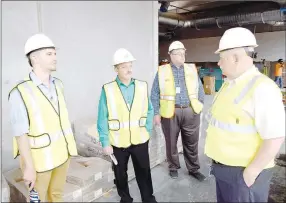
[242,167,260,188]
[23,166,36,191]
[153,115,161,126]
[103,145,113,156]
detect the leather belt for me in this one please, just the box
[175,104,189,108]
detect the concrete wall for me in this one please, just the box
[159,31,286,62]
[2,1,158,171]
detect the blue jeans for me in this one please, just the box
[274,76,283,88]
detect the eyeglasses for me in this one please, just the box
[171,53,187,57]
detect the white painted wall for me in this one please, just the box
[160,31,286,62]
[2,1,158,171]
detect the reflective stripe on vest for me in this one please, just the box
[12,77,77,172]
[28,128,73,148]
[234,75,261,104]
[160,95,175,101]
[109,118,147,130]
[208,74,263,128]
[104,83,120,145]
[104,80,149,148]
[209,118,257,134]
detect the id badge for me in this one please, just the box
[176,87,180,94]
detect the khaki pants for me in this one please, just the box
[21,158,70,202]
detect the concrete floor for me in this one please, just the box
[95,96,217,202]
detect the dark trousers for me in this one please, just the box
[161,107,201,173]
[112,141,157,203]
[211,162,273,202]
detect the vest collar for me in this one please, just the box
[116,76,135,87]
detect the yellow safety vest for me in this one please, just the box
[158,63,203,118]
[11,77,78,173]
[104,79,150,148]
[205,72,279,168]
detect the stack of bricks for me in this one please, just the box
[1,174,10,202]
[4,168,29,202]
[3,157,115,202]
[65,156,115,202]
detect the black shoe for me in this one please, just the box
[143,196,157,203]
[189,171,206,182]
[169,170,178,179]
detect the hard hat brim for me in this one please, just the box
[168,48,186,53]
[113,58,136,66]
[25,46,57,56]
[214,45,258,54]
[214,49,221,54]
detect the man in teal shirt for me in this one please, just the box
[97,48,157,203]
[97,79,154,148]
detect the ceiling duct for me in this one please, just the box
[159,9,286,29]
[159,32,174,39]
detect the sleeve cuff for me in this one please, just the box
[101,139,110,148]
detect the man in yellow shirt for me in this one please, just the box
[274,58,284,88]
[205,27,285,202]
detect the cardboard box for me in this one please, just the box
[203,76,216,95]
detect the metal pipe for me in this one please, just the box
[158,16,188,27]
[159,32,174,39]
[159,9,286,29]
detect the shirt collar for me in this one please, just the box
[225,65,259,85]
[30,71,55,87]
[171,63,184,69]
[116,76,135,87]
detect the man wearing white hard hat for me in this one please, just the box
[97,48,157,203]
[151,41,206,181]
[8,33,78,202]
[205,27,285,202]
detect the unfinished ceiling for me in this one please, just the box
[159,0,286,41]
[165,0,242,14]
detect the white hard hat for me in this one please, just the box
[113,48,136,66]
[168,41,186,53]
[215,27,258,54]
[24,33,55,55]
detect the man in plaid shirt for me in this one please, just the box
[151,41,206,181]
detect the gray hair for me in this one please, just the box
[243,47,255,58]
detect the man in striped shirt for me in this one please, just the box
[151,41,206,181]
